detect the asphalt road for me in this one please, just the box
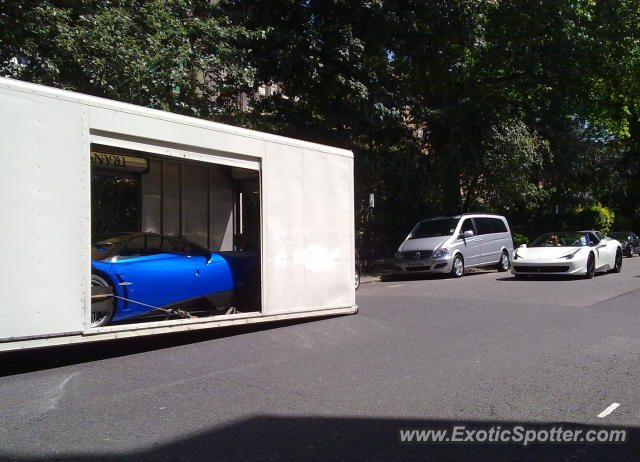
[2,258,640,461]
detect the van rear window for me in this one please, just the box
[475,217,507,235]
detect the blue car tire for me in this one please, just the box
[91,273,115,327]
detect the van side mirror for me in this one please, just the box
[461,230,474,239]
[519,244,527,248]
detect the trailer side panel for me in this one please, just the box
[0,90,89,338]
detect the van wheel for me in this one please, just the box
[450,255,464,278]
[355,267,361,290]
[497,250,510,272]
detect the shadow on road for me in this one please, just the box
[496,273,611,282]
[380,271,491,282]
[496,276,586,282]
[1,415,637,462]
[381,272,449,282]
[0,316,343,377]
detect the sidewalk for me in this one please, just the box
[360,273,384,284]
[359,258,396,284]
[359,260,494,285]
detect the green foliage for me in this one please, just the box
[0,0,262,118]
[2,0,639,255]
[566,203,616,234]
[91,175,138,234]
[511,233,530,247]
[470,119,551,213]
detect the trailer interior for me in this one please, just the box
[90,144,261,327]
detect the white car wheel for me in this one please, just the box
[585,253,596,279]
[611,247,623,273]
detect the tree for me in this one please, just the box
[0,0,260,118]
[226,0,430,254]
[3,0,639,251]
[583,0,640,228]
[472,119,550,214]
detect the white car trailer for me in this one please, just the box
[0,78,357,352]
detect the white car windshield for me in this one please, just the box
[530,232,588,247]
[410,218,459,239]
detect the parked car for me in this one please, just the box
[394,214,514,277]
[511,230,622,279]
[354,250,363,290]
[609,231,640,257]
[91,233,259,327]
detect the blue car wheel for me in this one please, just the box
[91,273,115,327]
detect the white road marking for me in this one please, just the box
[15,371,81,417]
[597,402,620,418]
[387,285,402,288]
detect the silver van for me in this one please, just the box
[394,214,514,277]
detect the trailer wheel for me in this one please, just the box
[91,273,115,327]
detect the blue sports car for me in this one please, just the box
[91,233,259,327]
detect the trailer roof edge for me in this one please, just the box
[0,77,354,158]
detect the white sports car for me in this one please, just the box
[512,230,623,279]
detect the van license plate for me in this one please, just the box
[409,261,428,268]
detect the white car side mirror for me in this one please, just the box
[461,230,474,239]
[519,244,527,248]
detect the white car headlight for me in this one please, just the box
[563,249,581,260]
[432,247,450,258]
